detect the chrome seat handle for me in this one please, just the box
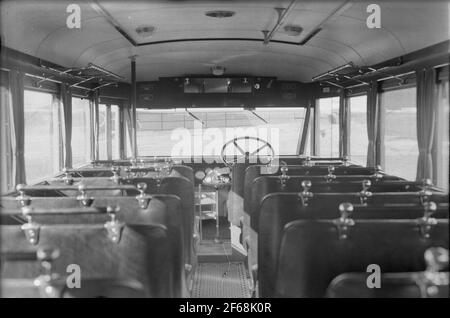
[16,184,32,207]
[333,202,355,240]
[76,184,94,207]
[136,182,152,209]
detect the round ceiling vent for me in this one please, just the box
[135,25,156,37]
[283,24,303,36]
[205,10,235,18]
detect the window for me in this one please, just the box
[24,90,61,183]
[381,87,418,180]
[111,105,121,159]
[316,97,340,157]
[136,107,308,157]
[97,104,121,160]
[348,95,368,166]
[433,79,449,190]
[72,97,91,167]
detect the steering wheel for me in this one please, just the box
[220,136,275,166]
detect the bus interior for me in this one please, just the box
[0,0,449,299]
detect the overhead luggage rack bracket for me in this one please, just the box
[38,62,124,91]
[312,61,415,89]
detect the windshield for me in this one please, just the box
[136,107,309,157]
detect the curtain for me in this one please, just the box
[366,81,379,167]
[123,106,135,158]
[89,97,95,161]
[416,68,437,181]
[118,102,125,159]
[93,91,100,160]
[431,80,449,189]
[339,89,348,157]
[298,102,311,155]
[1,72,13,191]
[8,69,26,185]
[62,84,73,168]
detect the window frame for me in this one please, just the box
[378,84,419,180]
[72,95,94,168]
[97,103,122,160]
[347,94,368,166]
[135,107,309,157]
[314,96,341,158]
[23,88,64,184]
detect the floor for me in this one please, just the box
[192,218,251,298]
[200,217,231,241]
[191,262,251,298]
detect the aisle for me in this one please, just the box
[191,262,251,298]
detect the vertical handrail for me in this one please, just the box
[298,102,311,155]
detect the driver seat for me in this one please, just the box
[227,163,250,227]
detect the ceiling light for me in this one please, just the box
[211,65,225,76]
[283,24,303,36]
[205,10,235,18]
[135,25,156,37]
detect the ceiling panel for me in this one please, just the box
[1,0,448,83]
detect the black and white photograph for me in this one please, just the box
[0,0,448,303]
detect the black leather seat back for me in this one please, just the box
[0,195,187,297]
[172,165,194,184]
[123,176,196,278]
[243,165,401,214]
[232,163,249,199]
[245,168,400,219]
[258,193,449,297]
[1,278,146,298]
[1,224,175,297]
[326,272,449,298]
[275,220,449,297]
[249,177,444,230]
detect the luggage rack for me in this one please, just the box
[312,61,414,89]
[35,62,124,91]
